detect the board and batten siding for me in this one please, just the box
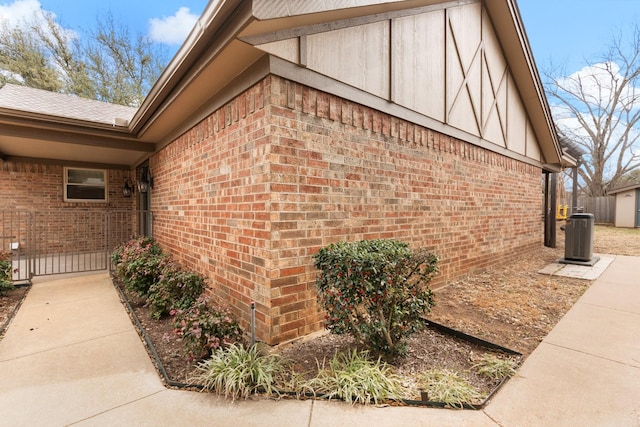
[254,1,542,164]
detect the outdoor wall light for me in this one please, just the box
[137,166,154,193]
[122,177,135,198]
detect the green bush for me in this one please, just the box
[193,344,286,401]
[172,297,244,361]
[0,251,13,295]
[147,260,205,319]
[112,237,166,298]
[314,239,437,359]
[302,349,402,405]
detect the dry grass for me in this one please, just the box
[428,223,639,357]
[594,225,640,256]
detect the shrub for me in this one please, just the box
[418,369,482,409]
[193,343,286,401]
[147,260,205,319]
[112,237,166,298]
[0,251,13,295]
[314,239,437,358]
[302,349,402,405]
[172,297,244,361]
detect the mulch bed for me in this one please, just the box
[0,285,29,337]
[113,276,521,407]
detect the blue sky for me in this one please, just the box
[1,0,639,78]
[518,0,640,75]
[0,0,207,52]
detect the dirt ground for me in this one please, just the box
[1,224,638,403]
[429,224,640,355]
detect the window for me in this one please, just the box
[64,167,107,202]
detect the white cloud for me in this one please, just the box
[556,62,640,112]
[552,63,640,180]
[148,7,198,45]
[0,0,76,40]
[0,0,45,27]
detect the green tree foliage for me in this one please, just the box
[0,11,168,107]
[0,21,62,92]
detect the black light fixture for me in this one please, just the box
[137,166,154,193]
[122,176,135,198]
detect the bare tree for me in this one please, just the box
[545,26,640,196]
[83,12,167,107]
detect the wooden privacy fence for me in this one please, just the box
[577,196,615,224]
[0,210,151,282]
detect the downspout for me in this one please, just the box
[572,157,580,215]
[543,171,557,248]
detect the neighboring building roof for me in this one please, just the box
[0,83,136,125]
[560,138,585,160]
[609,182,640,195]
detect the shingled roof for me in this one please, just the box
[0,84,137,125]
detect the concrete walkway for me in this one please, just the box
[0,257,639,426]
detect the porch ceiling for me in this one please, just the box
[0,114,154,167]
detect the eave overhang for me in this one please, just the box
[0,0,563,170]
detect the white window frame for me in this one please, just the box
[63,167,108,203]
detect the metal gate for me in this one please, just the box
[1,210,151,283]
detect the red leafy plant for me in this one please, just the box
[172,297,244,361]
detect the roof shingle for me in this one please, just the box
[0,84,137,125]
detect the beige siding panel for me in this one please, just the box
[615,191,637,228]
[481,62,506,147]
[307,21,389,99]
[481,9,508,91]
[526,120,541,161]
[392,11,445,122]
[481,9,508,147]
[446,3,482,136]
[506,74,527,155]
[257,38,300,64]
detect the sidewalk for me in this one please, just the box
[0,257,638,426]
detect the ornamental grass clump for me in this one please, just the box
[314,239,437,359]
[193,344,286,401]
[418,369,482,409]
[473,354,517,381]
[302,349,403,405]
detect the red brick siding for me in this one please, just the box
[150,75,542,345]
[0,160,135,253]
[150,82,273,340]
[266,77,541,343]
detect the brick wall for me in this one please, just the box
[150,81,273,340]
[0,160,135,254]
[150,75,543,345]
